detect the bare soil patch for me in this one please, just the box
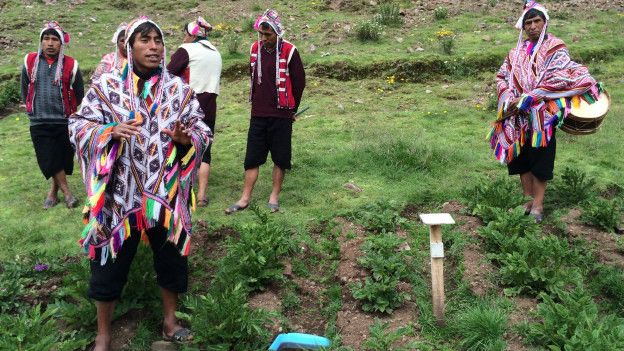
[333,218,419,349]
[505,297,539,351]
[562,209,624,268]
[109,308,149,351]
[441,201,495,297]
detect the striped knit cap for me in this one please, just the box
[509,1,549,87]
[32,21,71,86]
[121,16,166,118]
[186,16,212,37]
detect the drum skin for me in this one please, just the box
[561,91,611,135]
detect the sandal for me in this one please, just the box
[43,198,59,209]
[529,210,544,224]
[197,198,209,207]
[267,202,280,213]
[65,196,79,209]
[225,203,248,215]
[162,327,193,343]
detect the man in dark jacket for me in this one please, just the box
[21,21,84,209]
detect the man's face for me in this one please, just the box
[41,34,61,58]
[117,35,127,58]
[258,26,277,49]
[183,31,194,44]
[524,16,545,42]
[131,29,164,73]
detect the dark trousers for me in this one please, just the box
[243,117,293,170]
[88,226,188,301]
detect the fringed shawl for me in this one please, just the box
[489,35,599,164]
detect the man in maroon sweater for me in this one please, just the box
[225,9,305,214]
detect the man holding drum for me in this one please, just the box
[489,0,602,222]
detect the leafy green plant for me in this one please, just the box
[346,200,406,233]
[478,207,540,253]
[351,232,410,314]
[591,265,624,314]
[549,167,597,208]
[435,29,455,55]
[351,275,409,314]
[355,20,383,42]
[215,212,296,291]
[462,177,526,223]
[581,197,622,233]
[455,305,507,351]
[434,6,449,20]
[0,304,90,350]
[525,287,624,349]
[0,258,30,313]
[223,32,242,55]
[363,319,418,350]
[181,283,273,350]
[374,3,403,27]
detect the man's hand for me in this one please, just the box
[504,97,521,118]
[112,120,141,140]
[162,121,192,146]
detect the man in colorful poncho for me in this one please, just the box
[167,16,222,207]
[21,21,84,209]
[90,22,128,83]
[489,1,600,222]
[225,9,305,214]
[69,17,211,349]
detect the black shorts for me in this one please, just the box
[508,133,557,181]
[202,142,212,165]
[88,226,188,301]
[244,117,293,170]
[30,124,74,179]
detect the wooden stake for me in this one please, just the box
[419,213,455,327]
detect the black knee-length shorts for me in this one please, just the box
[243,117,293,170]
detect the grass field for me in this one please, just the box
[1,0,624,350]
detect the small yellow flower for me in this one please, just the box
[15,117,20,121]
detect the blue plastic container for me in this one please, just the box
[268,333,331,350]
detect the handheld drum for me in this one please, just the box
[561,91,611,135]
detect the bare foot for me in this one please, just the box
[93,334,111,351]
[523,200,533,215]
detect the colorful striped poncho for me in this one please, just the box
[489,34,599,164]
[68,70,212,265]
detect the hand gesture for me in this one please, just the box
[162,121,192,146]
[112,120,142,140]
[504,97,521,118]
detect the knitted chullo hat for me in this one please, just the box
[121,16,166,120]
[32,21,71,86]
[253,9,285,85]
[186,16,212,37]
[509,1,549,86]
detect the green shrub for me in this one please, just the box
[462,177,526,223]
[549,167,597,208]
[0,304,90,350]
[181,283,273,350]
[478,207,541,253]
[526,287,624,349]
[0,80,19,112]
[581,197,622,233]
[455,305,507,351]
[0,259,30,313]
[433,6,449,20]
[241,16,255,32]
[345,200,406,233]
[374,3,403,27]
[355,20,383,42]
[223,32,242,55]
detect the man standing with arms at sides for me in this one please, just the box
[489,1,600,223]
[69,17,211,350]
[21,21,84,209]
[225,9,305,214]
[168,16,222,207]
